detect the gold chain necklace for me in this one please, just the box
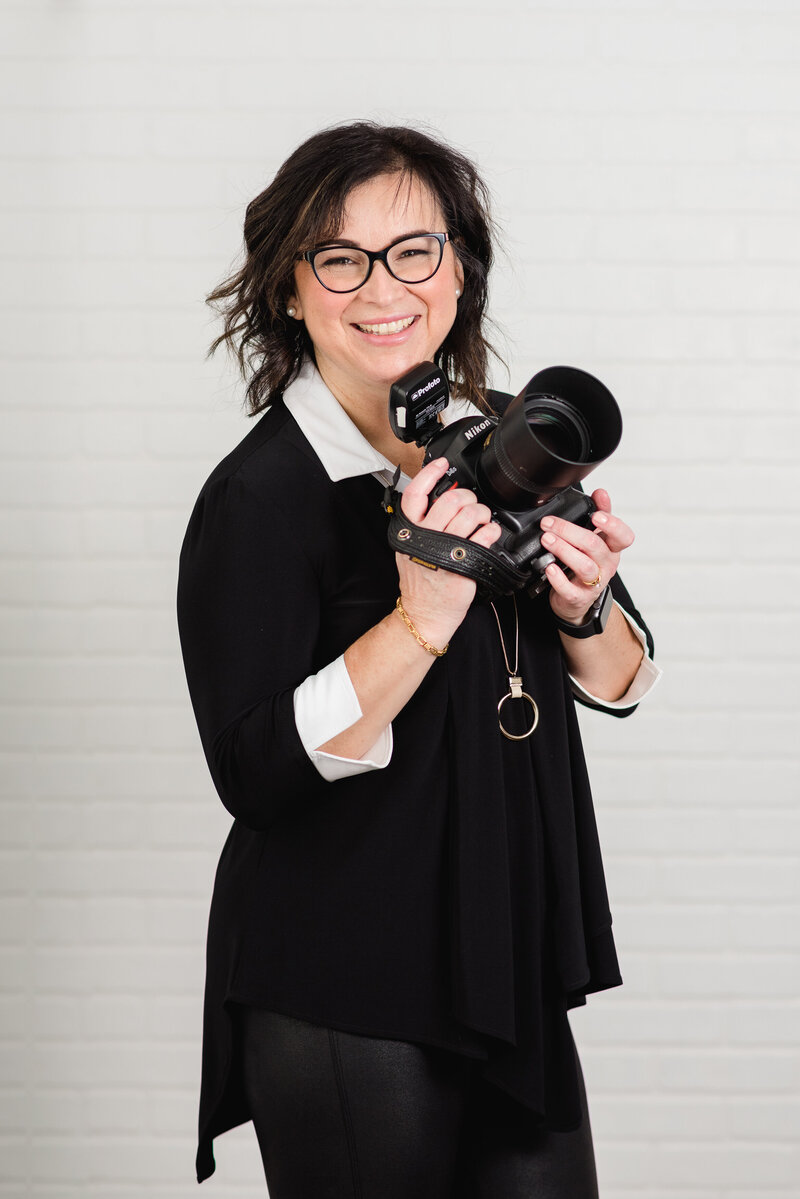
[489,595,539,741]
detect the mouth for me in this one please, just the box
[353,315,419,336]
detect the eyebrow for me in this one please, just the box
[315,229,434,249]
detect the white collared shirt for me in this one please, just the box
[285,362,661,781]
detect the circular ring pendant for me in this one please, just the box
[497,691,539,741]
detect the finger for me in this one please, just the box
[590,510,635,553]
[400,458,451,523]
[423,486,480,532]
[441,503,493,540]
[469,521,502,549]
[541,530,605,586]
[591,488,612,514]
[545,560,585,601]
[540,516,608,562]
[545,560,598,608]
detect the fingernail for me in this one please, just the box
[540,517,554,530]
[542,532,556,547]
[593,512,608,525]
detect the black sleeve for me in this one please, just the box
[570,571,656,720]
[177,472,327,830]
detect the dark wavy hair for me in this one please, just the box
[206,121,501,415]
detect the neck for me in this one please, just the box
[317,362,426,477]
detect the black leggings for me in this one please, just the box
[238,1006,599,1199]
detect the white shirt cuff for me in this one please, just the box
[293,656,393,782]
[569,603,662,711]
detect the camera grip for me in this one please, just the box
[384,493,529,599]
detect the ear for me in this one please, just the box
[286,292,303,321]
[454,253,465,295]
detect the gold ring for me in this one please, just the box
[583,571,602,587]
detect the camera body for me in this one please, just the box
[388,363,622,595]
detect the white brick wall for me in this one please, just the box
[1,2,798,1195]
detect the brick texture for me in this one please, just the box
[1,2,798,1195]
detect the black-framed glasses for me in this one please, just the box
[301,233,450,294]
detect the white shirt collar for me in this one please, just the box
[282,360,483,484]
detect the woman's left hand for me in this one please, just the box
[541,488,635,626]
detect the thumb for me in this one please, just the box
[400,458,449,523]
[591,488,612,514]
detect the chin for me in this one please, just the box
[371,348,438,384]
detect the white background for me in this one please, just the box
[1,1,799,1196]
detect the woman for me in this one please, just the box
[178,122,659,1198]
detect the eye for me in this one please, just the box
[317,252,358,269]
[388,236,442,272]
[396,245,433,259]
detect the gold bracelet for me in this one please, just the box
[395,597,449,658]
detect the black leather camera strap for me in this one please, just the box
[383,487,530,598]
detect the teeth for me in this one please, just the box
[356,316,415,335]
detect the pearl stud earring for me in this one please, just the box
[287,306,296,317]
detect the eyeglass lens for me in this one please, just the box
[313,235,444,292]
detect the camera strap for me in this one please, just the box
[383,483,530,599]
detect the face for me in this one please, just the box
[288,173,464,414]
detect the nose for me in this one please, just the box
[358,258,409,304]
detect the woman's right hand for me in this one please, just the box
[312,459,499,763]
[396,458,501,648]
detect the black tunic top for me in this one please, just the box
[177,395,653,1183]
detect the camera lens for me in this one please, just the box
[477,366,621,510]
[524,396,592,463]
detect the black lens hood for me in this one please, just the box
[478,366,622,509]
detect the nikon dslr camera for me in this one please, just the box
[385,363,622,598]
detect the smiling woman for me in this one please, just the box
[178,121,658,1198]
[287,174,463,454]
[205,122,496,423]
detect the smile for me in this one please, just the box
[354,316,418,335]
